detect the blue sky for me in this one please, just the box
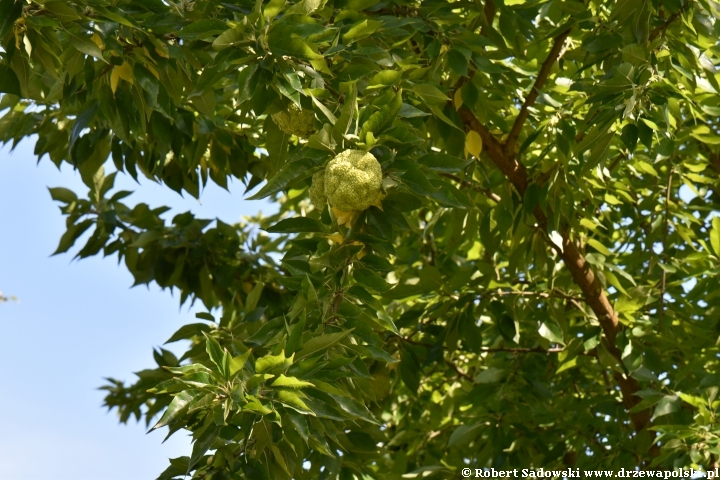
[0,138,273,479]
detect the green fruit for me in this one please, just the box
[271,104,315,138]
[324,149,382,212]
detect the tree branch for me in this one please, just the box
[659,167,674,330]
[445,359,473,381]
[459,103,656,448]
[480,346,567,354]
[459,109,529,193]
[504,28,571,156]
[486,289,584,302]
[649,8,685,42]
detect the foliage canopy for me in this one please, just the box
[2,0,720,476]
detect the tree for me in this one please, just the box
[0,291,16,303]
[1,0,719,476]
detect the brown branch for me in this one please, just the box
[460,109,529,193]
[459,104,656,450]
[535,163,559,187]
[445,359,473,381]
[648,9,684,42]
[504,28,572,156]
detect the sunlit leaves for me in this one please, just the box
[7,0,720,475]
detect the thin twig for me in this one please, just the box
[648,9,685,42]
[481,346,564,353]
[504,28,572,155]
[659,167,674,330]
[445,359,473,381]
[488,289,583,302]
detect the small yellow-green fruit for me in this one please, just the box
[324,149,382,212]
[271,104,315,138]
[309,170,327,210]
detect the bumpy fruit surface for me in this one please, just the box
[270,104,315,138]
[309,170,327,210]
[324,150,382,212]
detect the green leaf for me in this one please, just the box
[165,364,212,376]
[276,389,313,413]
[328,394,379,424]
[651,395,680,421]
[245,281,264,314]
[367,70,401,89]
[265,217,327,233]
[343,19,383,43]
[523,183,541,216]
[243,397,273,415]
[0,0,22,40]
[711,217,720,257]
[286,315,306,355]
[587,238,612,256]
[538,321,564,345]
[271,374,314,388]
[48,187,77,204]
[411,84,450,104]
[53,219,94,255]
[346,0,380,10]
[347,285,385,312]
[677,392,705,409]
[448,424,482,448]
[43,1,81,21]
[581,131,615,175]
[188,426,220,472]
[93,5,139,28]
[296,331,351,360]
[67,32,108,63]
[353,268,391,293]
[638,121,653,149]
[428,104,462,130]
[203,333,227,378]
[69,101,98,152]
[416,153,473,173]
[447,49,469,77]
[400,166,439,196]
[310,94,336,124]
[497,315,517,343]
[134,64,159,100]
[165,323,212,344]
[398,103,430,118]
[620,124,638,152]
[287,0,327,15]
[264,0,286,18]
[178,19,228,41]
[247,158,318,200]
[256,351,291,373]
[0,65,21,97]
[230,350,252,377]
[358,90,402,141]
[269,34,323,60]
[332,83,357,142]
[474,367,506,384]
[151,390,202,431]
